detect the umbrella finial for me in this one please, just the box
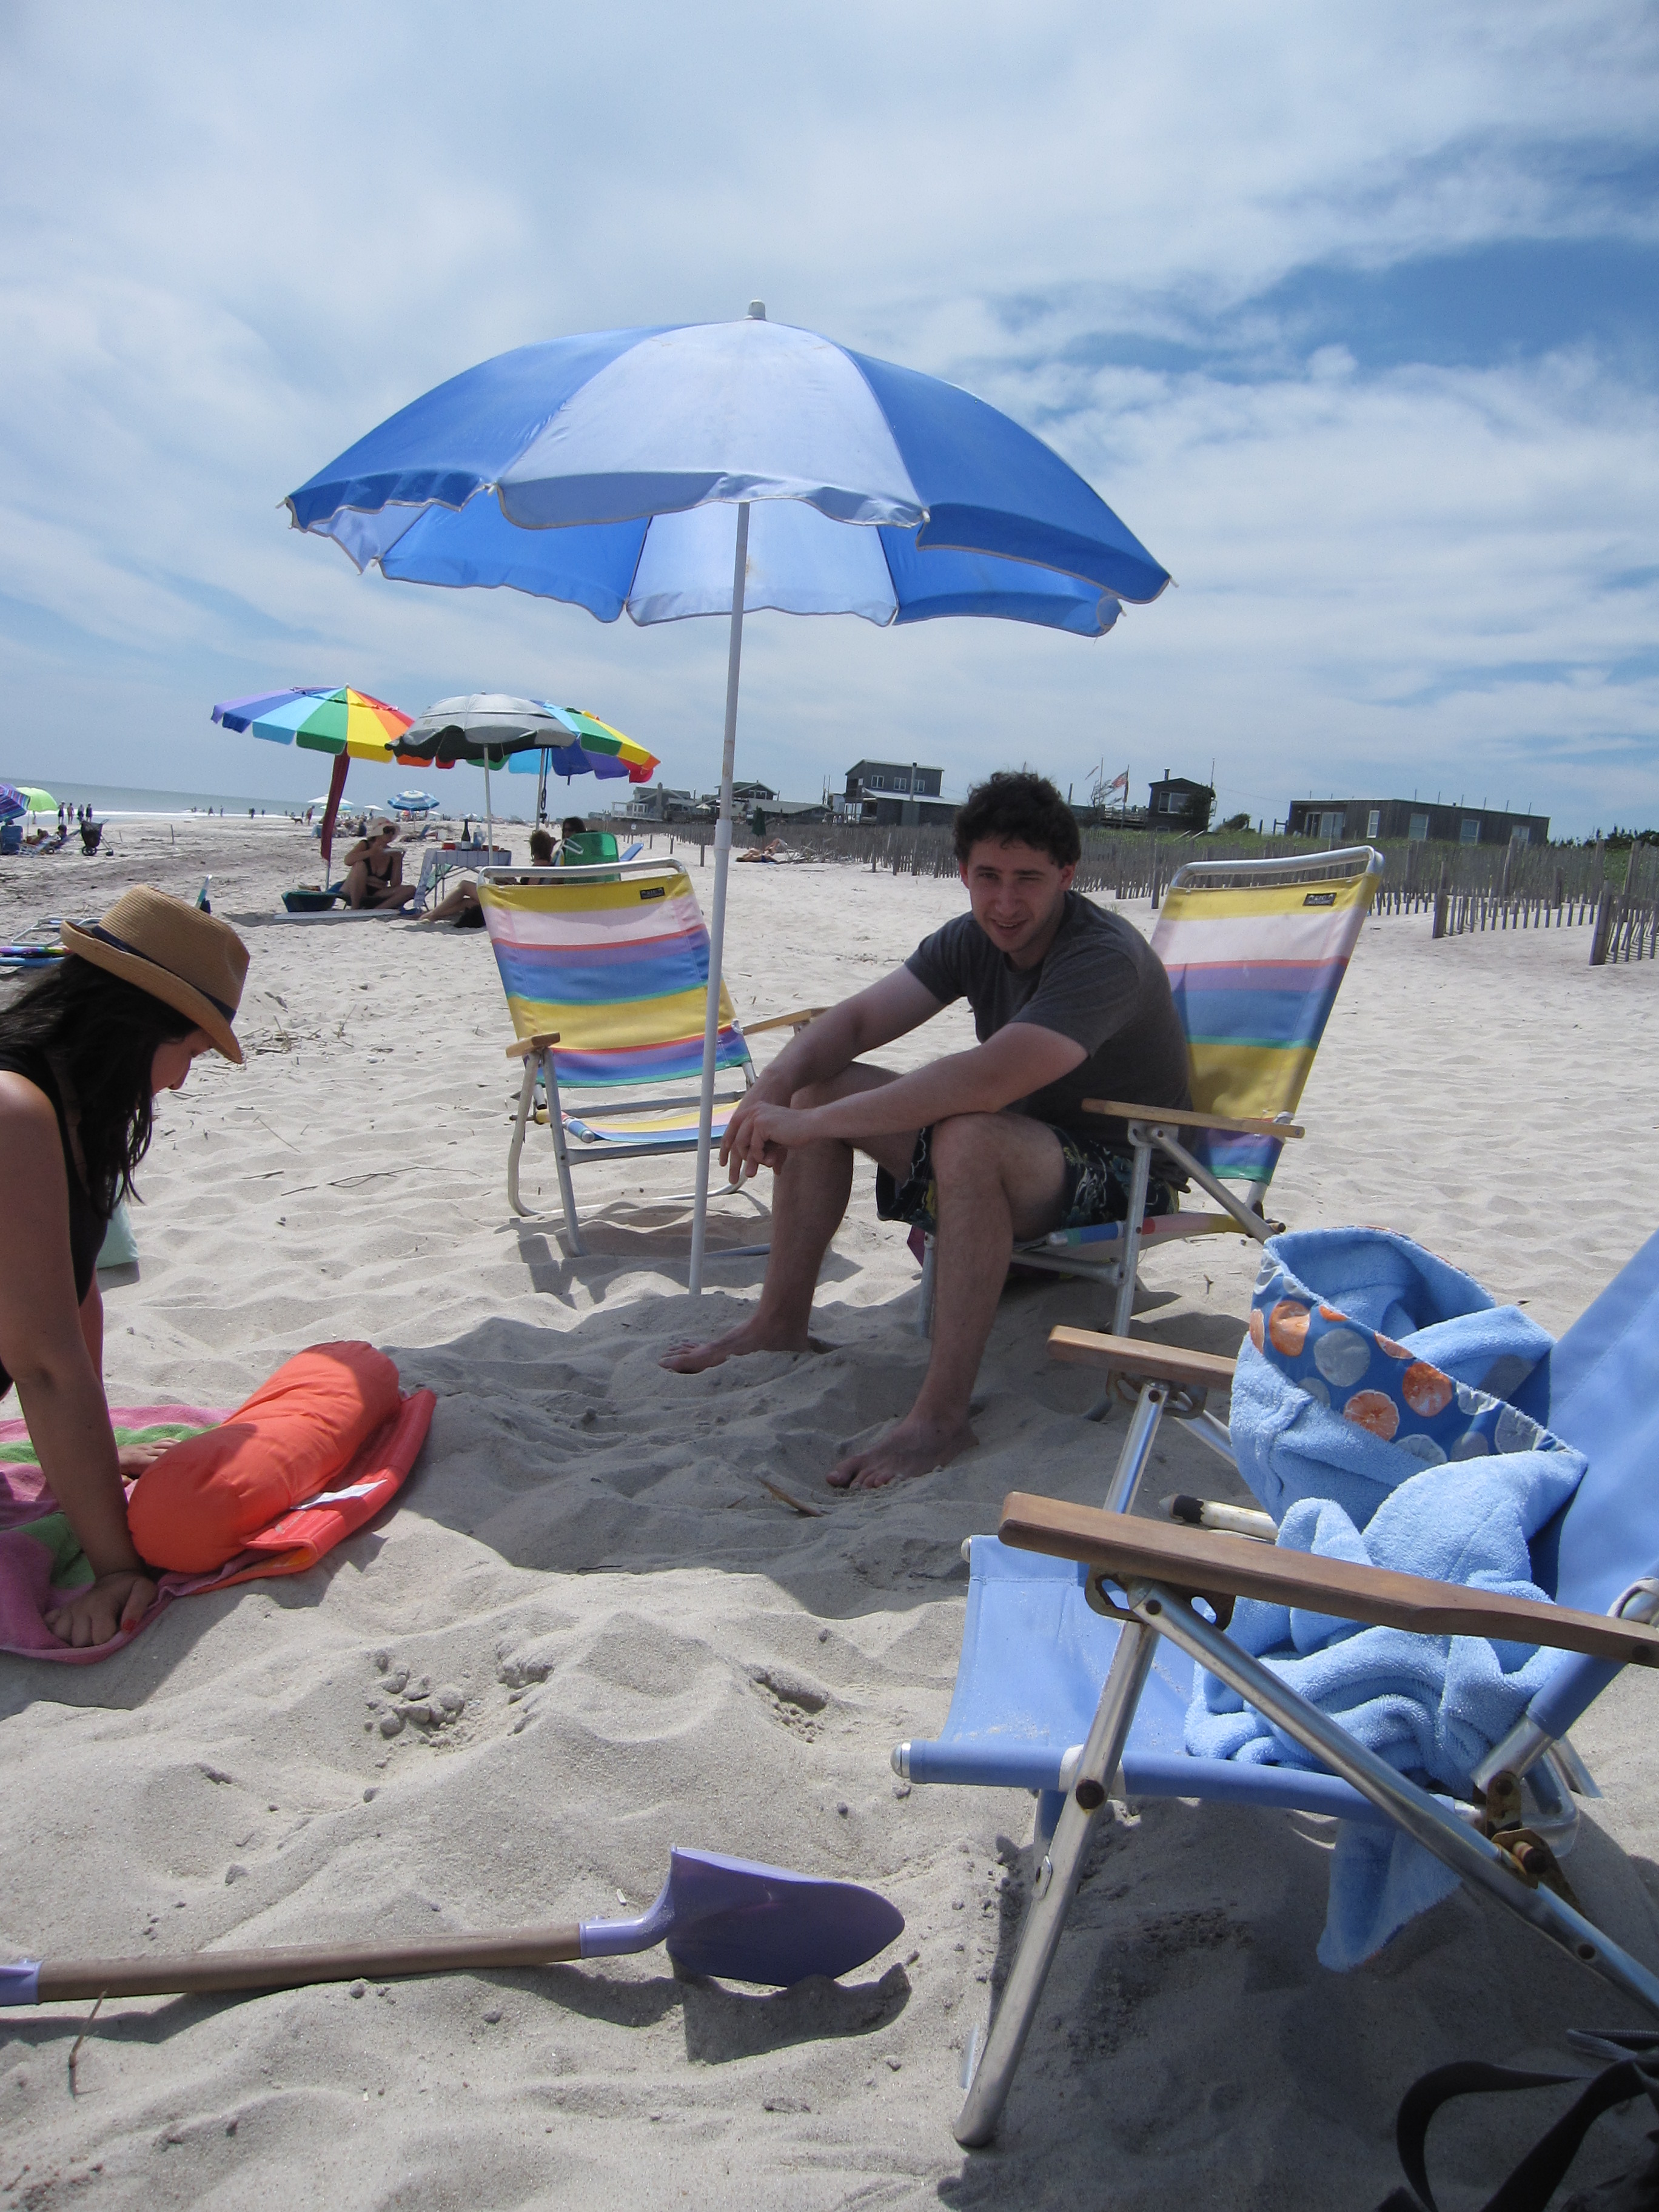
[747,300,766,320]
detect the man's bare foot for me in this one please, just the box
[826,1412,977,1491]
[659,1317,812,1375]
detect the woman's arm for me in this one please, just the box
[0,1076,155,1645]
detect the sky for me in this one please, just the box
[2,2,1655,836]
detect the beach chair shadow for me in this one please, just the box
[897,1228,1659,2146]
[479,859,823,1261]
[919,844,1384,1344]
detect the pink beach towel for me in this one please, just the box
[0,1383,434,1665]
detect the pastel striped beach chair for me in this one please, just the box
[990,844,1384,1336]
[479,860,820,1255]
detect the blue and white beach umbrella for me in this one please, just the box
[287,307,1170,1289]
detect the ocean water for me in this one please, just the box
[4,780,299,817]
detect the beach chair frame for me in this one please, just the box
[917,845,1384,1340]
[899,1316,1659,2147]
[484,861,821,1256]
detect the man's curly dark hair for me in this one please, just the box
[952,771,1081,869]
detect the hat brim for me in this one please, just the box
[58,922,243,1065]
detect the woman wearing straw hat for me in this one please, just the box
[0,889,248,1647]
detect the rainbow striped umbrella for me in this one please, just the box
[506,705,658,785]
[211,686,411,762]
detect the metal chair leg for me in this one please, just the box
[1110,1141,1153,1338]
[955,1618,1157,2148]
[916,1231,937,1338]
[506,1059,538,1218]
[541,1050,586,1258]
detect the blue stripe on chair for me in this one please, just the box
[494,944,709,1005]
[552,1034,749,1087]
[1169,973,1346,1051]
[1187,1131,1284,1178]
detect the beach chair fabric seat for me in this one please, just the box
[480,858,817,1253]
[915,1227,1659,2147]
[953,845,1384,1338]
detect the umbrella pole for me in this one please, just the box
[484,762,494,860]
[689,500,750,1298]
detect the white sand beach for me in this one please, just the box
[3,817,1659,2209]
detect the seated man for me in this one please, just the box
[663,773,1191,1489]
[342,822,417,910]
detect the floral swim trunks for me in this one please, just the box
[874,1121,1178,1238]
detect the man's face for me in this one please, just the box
[959,838,1074,960]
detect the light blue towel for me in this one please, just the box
[1188,1228,1585,1968]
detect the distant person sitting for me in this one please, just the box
[342,822,417,910]
[419,828,552,927]
[662,772,1192,1491]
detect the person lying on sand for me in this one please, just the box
[0,890,248,1644]
[343,822,418,910]
[418,829,554,926]
[662,771,1191,1490]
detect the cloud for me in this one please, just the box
[0,0,1655,829]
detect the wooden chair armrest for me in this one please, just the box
[505,1033,560,1061]
[743,1006,828,1036]
[1049,1327,1237,1395]
[997,1496,1659,1667]
[1083,1099,1305,1141]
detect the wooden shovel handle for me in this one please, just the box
[35,1923,583,2003]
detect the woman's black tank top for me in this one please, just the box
[0,1044,110,1399]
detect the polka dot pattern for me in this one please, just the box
[1248,1262,1574,1467]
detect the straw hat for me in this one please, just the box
[60,888,249,1065]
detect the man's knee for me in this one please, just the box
[928,1113,1007,1184]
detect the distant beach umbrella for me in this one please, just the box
[287,309,1169,1290]
[502,705,659,786]
[394,695,659,852]
[13,786,55,814]
[212,686,413,868]
[392,788,440,813]
[211,685,411,761]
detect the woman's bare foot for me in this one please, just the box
[826,1412,977,1491]
[659,1316,812,1375]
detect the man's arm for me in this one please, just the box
[722,1019,1085,1178]
[745,968,947,1104]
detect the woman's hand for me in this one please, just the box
[44,1570,157,1649]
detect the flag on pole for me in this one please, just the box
[1104,769,1128,795]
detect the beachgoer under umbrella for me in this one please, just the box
[419,828,553,927]
[663,773,1192,1489]
[0,889,248,1644]
[343,821,417,910]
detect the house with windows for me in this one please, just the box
[1147,772,1215,833]
[837,759,954,826]
[1285,797,1550,847]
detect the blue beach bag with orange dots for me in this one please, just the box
[1232,1227,1571,1531]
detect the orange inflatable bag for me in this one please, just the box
[129,1342,404,1575]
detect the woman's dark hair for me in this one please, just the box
[953,772,1081,868]
[0,956,195,1214]
[561,816,587,836]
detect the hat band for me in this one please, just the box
[81,924,238,1024]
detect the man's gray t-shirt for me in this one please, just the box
[905,893,1191,1147]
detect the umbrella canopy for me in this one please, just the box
[287,309,1169,1291]
[212,686,411,762]
[392,694,568,767]
[504,705,658,783]
[392,788,440,813]
[287,318,1169,634]
[0,784,28,820]
[13,786,56,813]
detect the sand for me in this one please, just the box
[3,817,1658,2209]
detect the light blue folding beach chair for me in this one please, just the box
[894,1232,1659,2146]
